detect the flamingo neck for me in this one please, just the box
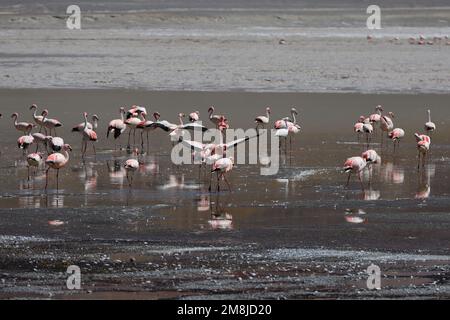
[83,114,88,129]
[266,109,270,119]
[291,111,296,124]
[13,115,18,126]
[179,115,184,125]
[209,108,214,119]
[120,110,124,122]
[428,110,431,122]
[32,108,38,119]
[64,150,70,161]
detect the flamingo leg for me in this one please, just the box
[223,174,232,191]
[92,143,96,157]
[346,172,352,186]
[27,166,30,181]
[127,130,131,148]
[147,132,149,150]
[217,172,220,192]
[140,131,144,148]
[45,168,50,190]
[56,169,59,190]
[358,171,364,191]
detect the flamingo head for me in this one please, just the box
[29,104,37,110]
[83,112,88,118]
[11,112,18,118]
[414,133,422,141]
[92,114,99,121]
[359,115,365,122]
[41,109,49,116]
[208,106,215,113]
[291,107,298,115]
[389,112,395,118]
[266,106,271,113]
[195,110,200,115]
[63,144,73,152]
[179,113,186,118]
[120,106,125,112]
[153,112,160,120]
[376,105,383,111]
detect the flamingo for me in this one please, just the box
[72,114,99,133]
[369,105,383,127]
[124,112,145,147]
[17,134,34,154]
[362,121,373,147]
[107,107,127,149]
[208,106,226,128]
[380,111,394,144]
[44,144,72,190]
[41,109,62,136]
[126,105,147,119]
[343,156,367,189]
[362,149,381,183]
[415,133,431,169]
[255,106,271,129]
[47,136,64,153]
[32,132,49,152]
[424,109,436,134]
[29,104,45,132]
[11,113,34,134]
[80,112,98,157]
[210,156,234,192]
[354,116,365,141]
[388,128,405,151]
[189,111,200,122]
[26,152,43,181]
[136,112,157,148]
[274,108,298,129]
[124,150,140,188]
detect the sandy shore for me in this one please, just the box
[0,6,449,93]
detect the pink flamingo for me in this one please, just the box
[424,109,436,134]
[80,112,98,157]
[388,128,405,151]
[107,107,127,149]
[255,106,271,129]
[41,109,62,136]
[124,112,146,147]
[380,111,394,144]
[369,105,383,126]
[47,136,64,153]
[210,156,234,192]
[362,149,381,183]
[208,106,226,128]
[343,156,367,189]
[124,151,140,188]
[354,116,365,141]
[126,105,147,119]
[189,111,200,122]
[29,104,45,132]
[45,144,72,190]
[17,134,34,154]
[11,113,34,134]
[26,152,43,181]
[137,112,157,148]
[32,132,49,152]
[415,133,431,169]
[72,114,99,133]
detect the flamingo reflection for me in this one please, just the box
[208,194,233,230]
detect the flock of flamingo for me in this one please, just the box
[345,105,435,189]
[2,104,301,191]
[0,103,435,192]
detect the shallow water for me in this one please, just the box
[0,90,450,298]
